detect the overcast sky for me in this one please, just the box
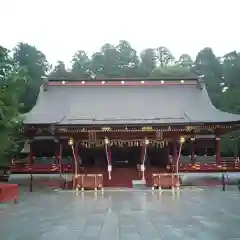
[1,0,239,66]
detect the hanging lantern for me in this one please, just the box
[104,137,109,145]
[179,137,185,144]
[145,138,150,145]
[68,138,74,146]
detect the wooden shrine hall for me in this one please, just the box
[11,76,240,189]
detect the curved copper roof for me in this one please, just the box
[24,78,240,125]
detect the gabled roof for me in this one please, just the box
[24,77,240,125]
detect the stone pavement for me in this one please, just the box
[0,187,240,240]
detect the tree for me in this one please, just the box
[139,48,157,77]
[156,46,175,68]
[90,52,105,77]
[0,46,27,163]
[218,51,240,113]
[49,61,71,79]
[100,43,121,77]
[71,50,91,78]
[151,65,194,78]
[178,54,193,68]
[194,47,222,106]
[222,51,240,88]
[116,40,140,77]
[90,40,140,78]
[13,42,49,112]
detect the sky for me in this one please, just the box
[1,0,239,66]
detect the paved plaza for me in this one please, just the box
[1,186,240,240]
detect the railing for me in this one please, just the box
[221,157,239,169]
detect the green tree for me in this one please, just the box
[156,46,175,68]
[151,65,194,77]
[139,48,157,77]
[90,40,140,77]
[49,61,71,79]
[13,42,49,112]
[222,51,240,88]
[194,47,222,106]
[71,50,91,78]
[178,54,193,68]
[0,46,27,163]
[100,43,121,77]
[90,52,105,77]
[116,40,140,77]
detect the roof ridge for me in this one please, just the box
[46,76,199,82]
[66,117,186,121]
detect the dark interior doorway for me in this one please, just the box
[148,147,168,168]
[111,146,141,168]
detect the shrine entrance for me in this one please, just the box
[76,146,169,170]
[111,146,141,168]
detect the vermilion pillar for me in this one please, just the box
[215,136,221,165]
[140,145,145,165]
[55,141,60,165]
[28,142,33,166]
[191,138,195,165]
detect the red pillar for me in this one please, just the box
[166,142,173,172]
[107,145,112,165]
[28,142,33,166]
[55,141,60,165]
[140,144,145,165]
[215,136,221,165]
[173,140,178,167]
[191,138,195,165]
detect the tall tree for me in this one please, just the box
[156,47,175,68]
[116,40,140,77]
[49,61,70,79]
[0,46,27,162]
[139,48,157,76]
[194,47,222,106]
[90,41,140,77]
[13,42,49,112]
[178,54,193,68]
[90,52,105,77]
[222,51,240,88]
[100,43,121,77]
[71,50,91,78]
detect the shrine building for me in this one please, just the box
[11,77,240,187]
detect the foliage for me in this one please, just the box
[151,65,195,78]
[0,46,27,163]
[13,42,49,112]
